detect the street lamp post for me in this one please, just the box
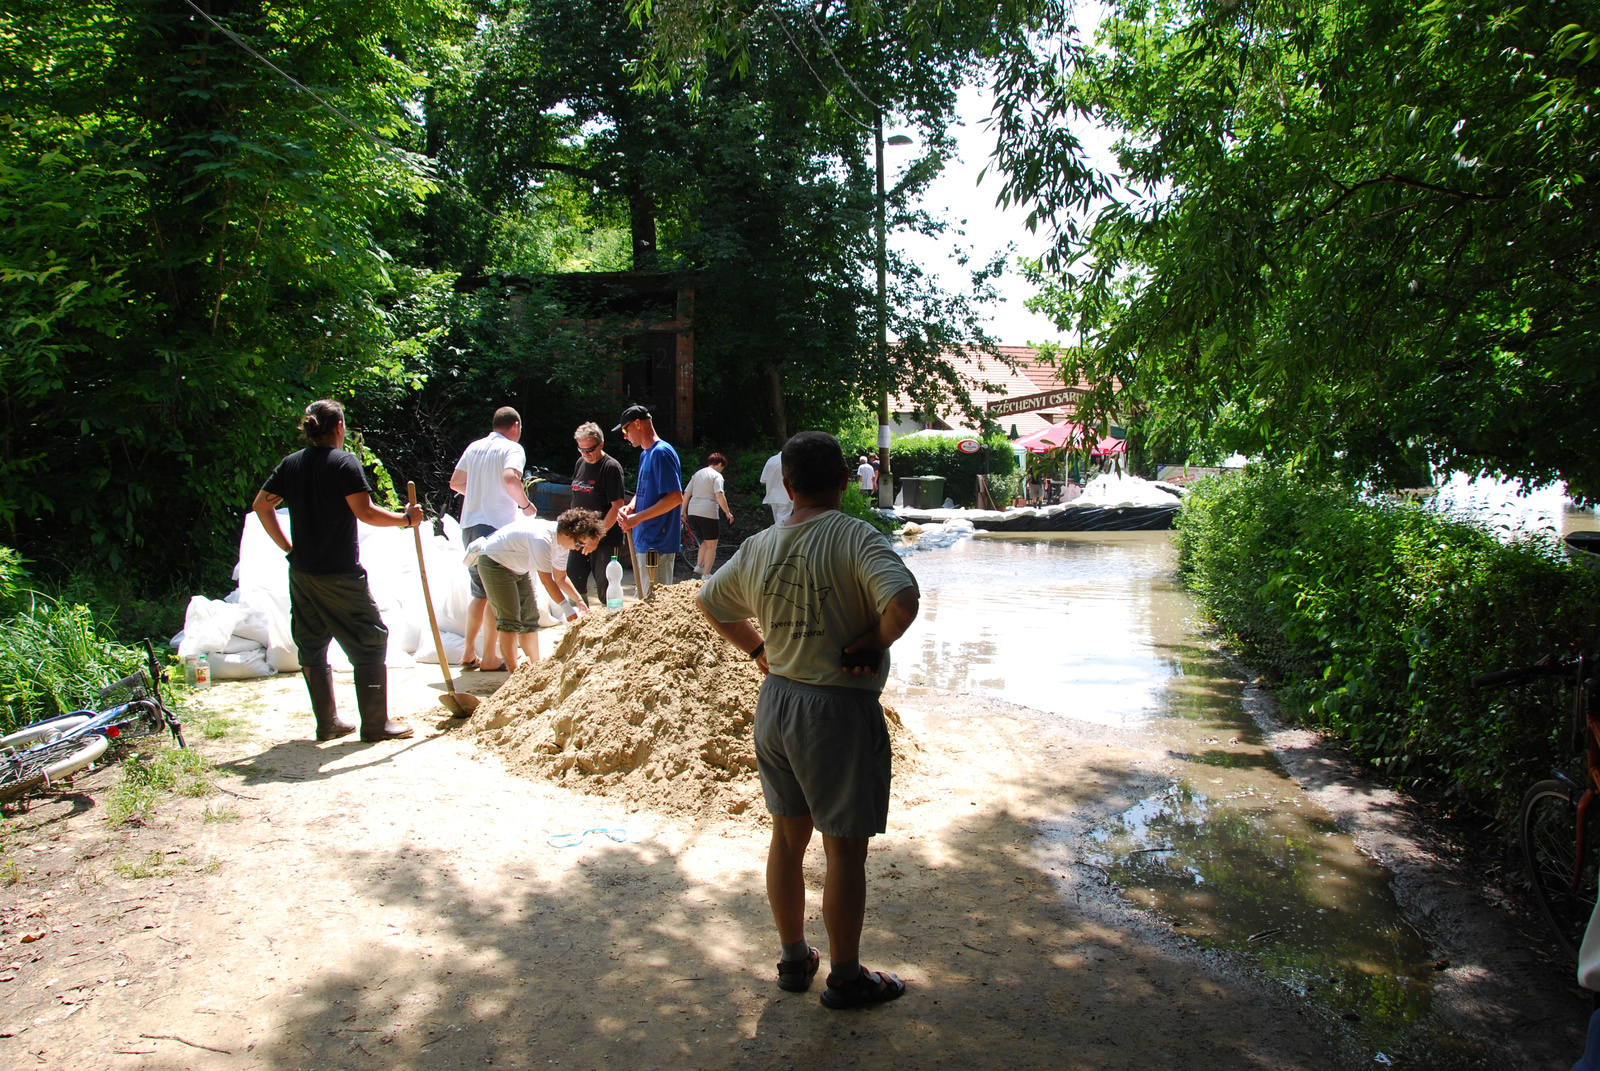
[875,112,913,510]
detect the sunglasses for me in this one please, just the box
[577,443,603,455]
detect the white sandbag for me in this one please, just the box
[237,510,298,672]
[232,607,270,645]
[179,596,250,658]
[220,634,266,654]
[207,647,274,680]
[393,617,422,655]
[1076,474,1184,509]
[414,629,468,665]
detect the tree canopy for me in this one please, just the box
[998,0,1600,494]
[0,0,1009,590]
[0,0,462,579]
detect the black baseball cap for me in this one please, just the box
[613,404,652,431]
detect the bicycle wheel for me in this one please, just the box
[0,734,111,803]
[679,520,703,577]
[1522,779,1600,961]
[0,714,92,751]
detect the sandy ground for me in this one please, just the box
[0,659,1582,1070]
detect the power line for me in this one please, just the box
[177,0,504,221]
[767,9,873,130]
[180,0,381,150]
[803,8,886,115]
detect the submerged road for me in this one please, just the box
[893,532,1583,1069]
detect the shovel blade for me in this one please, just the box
[439,692,480,718]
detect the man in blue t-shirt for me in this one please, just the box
[614,404,682,599]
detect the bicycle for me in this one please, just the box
[1474,653,1599,961]
[0,639,186,803]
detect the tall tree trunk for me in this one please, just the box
[763,361,788,445]
[628,186,657,271]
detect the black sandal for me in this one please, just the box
[776,947,820,992]
[458,659,480,671]
[820,966,906,1009]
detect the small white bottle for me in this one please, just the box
[195,653,212,690]
[605,554,624,610]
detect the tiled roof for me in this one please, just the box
[889,347,1086,435]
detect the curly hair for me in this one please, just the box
[555,507,603,544]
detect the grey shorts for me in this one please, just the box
[462,523,498,599]
[754,675,890,839]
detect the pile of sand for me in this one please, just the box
[466,582,913,820]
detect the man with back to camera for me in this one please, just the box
[614,405,682,599]
[856,455,876,494]
[566,421,628,606]
[697,431,921,1009]
[449,407,535,670]
[760,449,793,525]
[252,399,422,742]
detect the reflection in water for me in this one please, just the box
[1085,780,1436,1027]
[898,536,1184,726]
[899,535,1485,1069]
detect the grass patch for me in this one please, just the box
[112,849,166,880]
[0,594,142,736]
[193,711,247,741]
[0,857,19,886]
[201,802,239,823]
[104,744,214,827]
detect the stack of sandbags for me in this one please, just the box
[231,510,561,673]
[1076,473,1184,509]
[173,596,274,679]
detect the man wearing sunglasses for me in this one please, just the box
[615,404,683,599]
[566,421,627,606]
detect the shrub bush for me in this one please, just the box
[1176,468,1600,826]
[840,433,1017,507]
[0,593,141,735]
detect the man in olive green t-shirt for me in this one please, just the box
[698,431,919,1010]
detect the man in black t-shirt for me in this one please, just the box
[567,421,628,605]
[252,399,423,743]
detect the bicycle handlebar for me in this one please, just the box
[1471,659,1580,689]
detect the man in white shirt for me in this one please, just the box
[449,407,535,671]
[760,451,793,525]
[856,456,876,493]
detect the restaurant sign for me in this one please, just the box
[985,386,1089,418]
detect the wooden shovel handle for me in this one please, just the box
[409,481,457,693]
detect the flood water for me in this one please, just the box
[892,533,1485,1068]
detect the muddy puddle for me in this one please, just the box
[893,533,1488,1068]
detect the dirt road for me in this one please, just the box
[0,663,1580,1069]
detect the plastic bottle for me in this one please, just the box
[605,554,624,610]
[195,653,212,690]
[184,655,199,687]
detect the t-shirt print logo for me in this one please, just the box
[761,555,832,626]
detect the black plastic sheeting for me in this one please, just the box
[972,504,1179,532]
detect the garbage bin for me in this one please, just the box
[902,476,946,509]
[532,481,573,517]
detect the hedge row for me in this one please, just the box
[840,433,1018,508]
[1176,469,1600,826]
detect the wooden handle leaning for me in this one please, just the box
[409,481,457,693]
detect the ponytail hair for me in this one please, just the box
[300,399,345,443]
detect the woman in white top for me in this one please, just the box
[463,509,601,671]
[683,453,734,576]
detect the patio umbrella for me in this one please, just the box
[1012,422,1087,453]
